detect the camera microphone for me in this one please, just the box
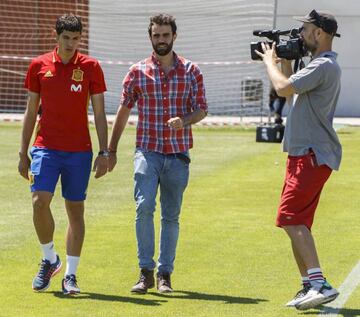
[253,29,293,37]
[253,30,274,37]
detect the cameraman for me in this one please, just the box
[256,10,342,310]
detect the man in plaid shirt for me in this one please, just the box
[108,13,207,294]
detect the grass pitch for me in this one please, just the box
[0,122,359,317]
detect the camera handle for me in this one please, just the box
[293,58,305,73]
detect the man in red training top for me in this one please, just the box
[18,14,108,295]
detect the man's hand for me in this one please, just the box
[108,152,117,172]
[18,152,31,180]
[255,42,295,98]
[255,42,281,66]
[167,117,184,131]
[92,155,108,178]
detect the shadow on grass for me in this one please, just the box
[149,290,268,305]
[50,291,166,306]
[301,306,360,317]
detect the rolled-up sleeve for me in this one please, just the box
[120,69,137,109]
[190,64,207,113]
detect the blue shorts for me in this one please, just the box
[30,147,93,201]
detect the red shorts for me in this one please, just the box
[276,152,332,229]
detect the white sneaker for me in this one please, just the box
[285,284,311,307]
[295,281,339,310]
[62,274,80,295]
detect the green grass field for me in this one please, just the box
[1,122,359,317]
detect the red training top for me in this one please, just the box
[25,48,107,151]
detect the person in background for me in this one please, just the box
[269,86,286,124]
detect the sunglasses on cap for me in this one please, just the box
[307,9,340,37]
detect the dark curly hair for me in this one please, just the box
[148,13,177,37]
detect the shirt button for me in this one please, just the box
[164,96,167,99]
[164,84,167,87]
[165,137,168,140]
[164,110,167,114]
[161,72,164,75]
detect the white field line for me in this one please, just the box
[318,260,360,316]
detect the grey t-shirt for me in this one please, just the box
[284,51,342,170]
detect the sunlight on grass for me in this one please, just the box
[1,123,359,317]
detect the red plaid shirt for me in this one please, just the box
[121,52,207,154]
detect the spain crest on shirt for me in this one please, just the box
[72,68,84,82]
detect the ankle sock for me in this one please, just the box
[302,276,310,287]
[307,268,325,286]
[41,241,57,264]
[65,255,80,276]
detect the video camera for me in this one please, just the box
[250,28,307,61]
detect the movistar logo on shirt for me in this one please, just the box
[70,84,82,92]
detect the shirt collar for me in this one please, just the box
[52,46,80,64]
[316,51,338,59]
[150,51,179,68]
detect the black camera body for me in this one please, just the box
[250,28,307,60]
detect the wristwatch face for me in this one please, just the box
[98,150,109,157]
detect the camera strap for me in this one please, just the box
[293,58,305,73]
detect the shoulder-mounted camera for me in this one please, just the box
[250,28,307,61]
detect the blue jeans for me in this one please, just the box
[133,148,189,273]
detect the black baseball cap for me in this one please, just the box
[294,9,340,37]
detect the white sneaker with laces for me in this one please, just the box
[62,274,80,295]
[295,281,339,310]
[285,284,311,307]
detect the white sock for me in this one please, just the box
[65,255,80,276]
[307,267,325,286]
[301,276,310,286]
[41,241,57,264]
